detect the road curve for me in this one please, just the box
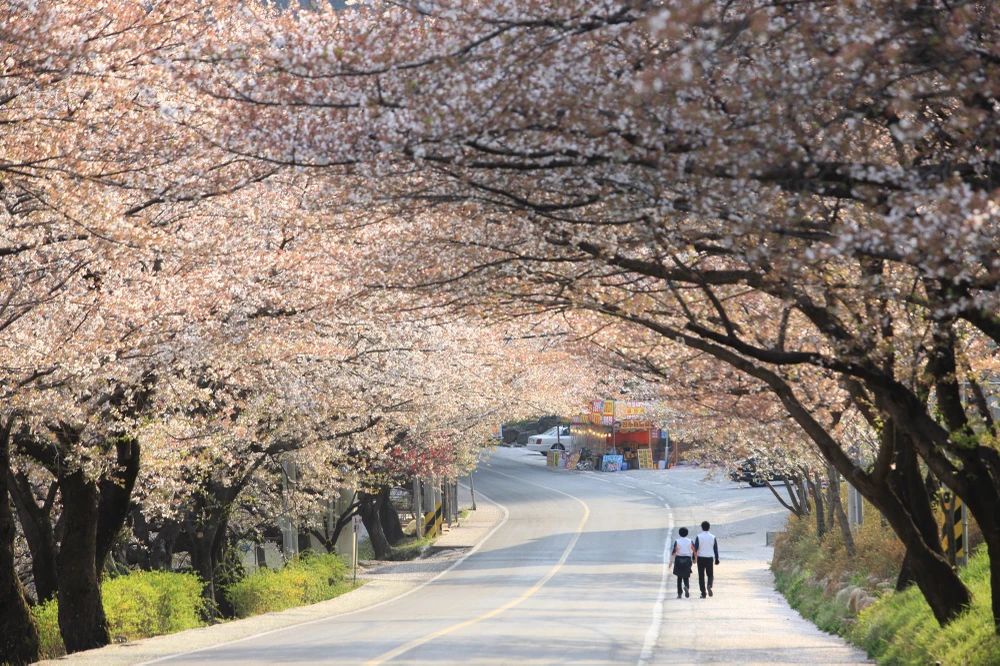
[54,449,872,665]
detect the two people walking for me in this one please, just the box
[669,521,720,599]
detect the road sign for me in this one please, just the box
[954,496,968,567]
[423,502,443,536]
[353,515,363,533]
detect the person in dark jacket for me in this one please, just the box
[669,527,695,598]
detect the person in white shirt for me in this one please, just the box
[693,521,720,598]
[668,526,695,598]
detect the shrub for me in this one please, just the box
[30,570,206,659]
[225,552,351,618]
[103,570,206,639]
[33,598,64,660]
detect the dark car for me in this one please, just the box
[728,459,784,487]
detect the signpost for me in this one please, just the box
[352,514,362,584]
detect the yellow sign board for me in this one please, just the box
[637,448,653,470]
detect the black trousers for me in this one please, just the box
[697,557,715,594]
[675,574,689,595]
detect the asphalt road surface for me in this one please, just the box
[128,450,870,665]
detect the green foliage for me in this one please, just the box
[225,552,353,618]
[32,599,64,660]
[849,547,1000,666]
[103,570,206,638]
[30,571,206,660]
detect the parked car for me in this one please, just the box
[527,426,571,454]
[729,458,784,487]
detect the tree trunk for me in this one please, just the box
[780,475,805,515]
[379,487,405,545]
[797,470,811,515]
[0,416,41,665]
[812,469,826,537]
[863,472,970,625]
[905,537,974,626]
[56,471,110,653]
[896,552,915,591]
[7,471,59,603]
[358,491,392,559]
[186,514,224,622]
[827,470,856,557]
[210,517,237,619]
[95,438,140,578]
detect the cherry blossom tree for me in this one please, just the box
[173,0,1000,629]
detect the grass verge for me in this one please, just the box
[772,493,996,665]
[848,547,999,665]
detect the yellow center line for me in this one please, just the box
[362,467,590,666]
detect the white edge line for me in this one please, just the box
[138,484,511,665]
[637,500,673,666]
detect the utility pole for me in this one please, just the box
[413,477,423,538]
[445,477,452,528]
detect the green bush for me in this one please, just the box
[849,546,1000,665]
[103,570,206,639]
[33,598,64,660]
[30,570,205,659]
[225,552,351,618]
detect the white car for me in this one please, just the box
[527,426,571,454]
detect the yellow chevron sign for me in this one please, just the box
[423,502,443,536]
[954,496,964,561]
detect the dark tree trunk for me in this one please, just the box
[812,469,826,537]
[133,511,181,571]
[186,512,225,622]
[379,487,405,545]
[904,537,973,626]
[56,471,110,653]
[95,438,140,577]
[0,417,41,665]
[7,471,59,603]
[358,491,392,559]
[150,519,182,570]
[210,516,236,619]
[896,552,915,591]
[863,469,970,626]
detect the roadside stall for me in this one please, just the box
[571,399,667,471]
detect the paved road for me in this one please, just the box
[108,449,870,665]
